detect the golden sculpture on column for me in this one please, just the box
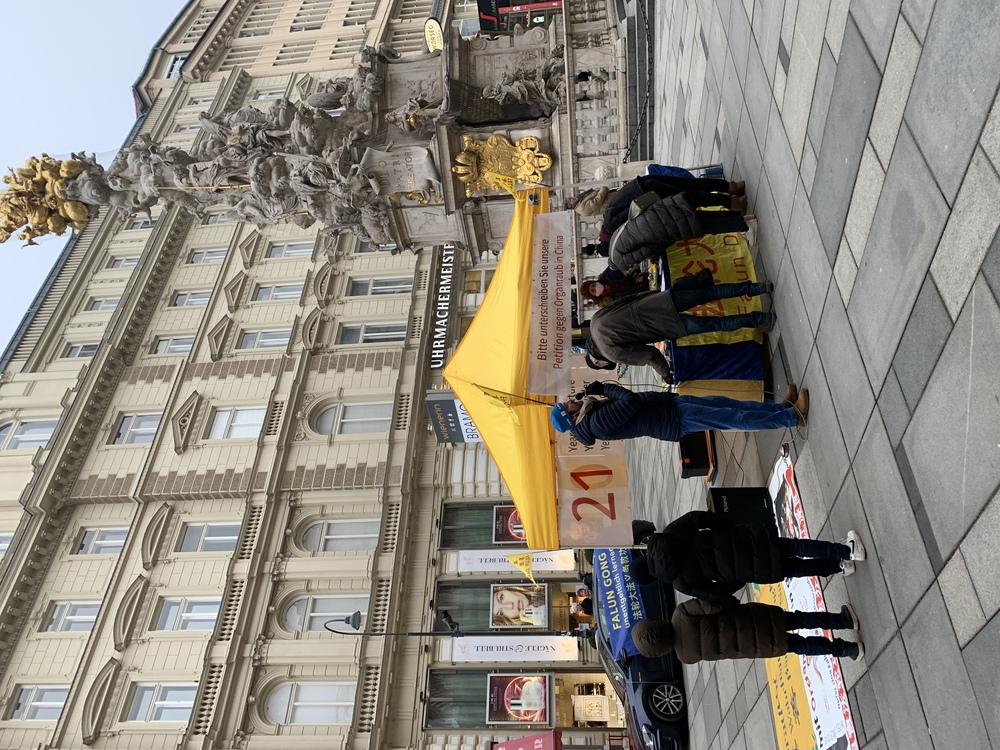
[451,134,552,196]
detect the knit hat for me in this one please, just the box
[585,338,615,370]
[631,619,676,658]
[574,186,612,216]
[550,403,576,432]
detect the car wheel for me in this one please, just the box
[632,519,656,545]
[646,681,686,723]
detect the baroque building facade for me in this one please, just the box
[0,1,638,750]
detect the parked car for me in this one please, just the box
[592,548,686,750]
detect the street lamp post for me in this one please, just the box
[324,610,589,639]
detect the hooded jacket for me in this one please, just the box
[599,175,731,243]
[631,597,790,663]
[588,291,687,380]
[569,382,681,445]
[608,193,706,274]
[641,511,784,601]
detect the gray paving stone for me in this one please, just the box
[930,148,1000,319]
[830,471,900,655]
[728,0,753,87]
[779,0,798,50]
[903,0,1000,202]
[980,91,1000,176]
[867,634,934,750]
[844,139,885,266]
[751,0,782,84]
[791,443,829,532]
[939,549,988,648]
[824,0,851,59]
[753,174,788,280]
[903,277,1000,561]
[799,351,850,508]
[736,106,766,207]
[847,126,949,390]
[834,236,858,306]
[962,610,1000,742]
[702,670,724,741]
[742,681,777,750]
[811,16,882,260]
[779,0,830,161]
[868,16,921,167]
[877,367,910,448]
[744,45,773,150]
[860,734,888,750]
[982,227,1000,305]
[890,276,953,411]
[706,2,730,84]
[800,134,817,195]
[901,0,935,41]
[849,0,903,70]
[817,282,876,456]
[960,488,1000,620]
[762,98,798,234]
[806,42,837,150]
[852,673,883,744]
[773,265,814,384]
[902,583,992,750]
[854,411,934,621]
[787,180,833,330]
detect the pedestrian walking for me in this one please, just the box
[630,597,865,662]
[549,381,808,447]
[633,511,867,601]
[584,268,774,382]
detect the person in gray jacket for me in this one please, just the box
[585,269,774,383]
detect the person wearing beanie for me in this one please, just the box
[571,598,594,616]
[574,186,613,217]
[549,380,809,446]
[630,597,865,662]
[631,511,867,602]
[585,268,776,383]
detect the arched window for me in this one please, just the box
[0,420,58,451]
[301,519,379,552]
[283,595,369,632]
[265,682,356,724]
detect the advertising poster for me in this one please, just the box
[487,674,550,724]
[754,453,860,750]
[493,505,527,544]
[457,549,576,574]
[490,584,548,628]
[452,636,579,662]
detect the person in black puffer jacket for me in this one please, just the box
[548,381,807,447]
[631,511,868,602]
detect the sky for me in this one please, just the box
[0,0,190,355]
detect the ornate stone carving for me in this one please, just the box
[482,45,566,114]
[451,135,553,196]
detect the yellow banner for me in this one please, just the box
[665,231,762,347]
[486,171,518,196]
[505,552,538,585]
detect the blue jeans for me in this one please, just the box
[674,395,797,435]
[786,634,859,658]
[777,537,852,578]
[672,283,769,336]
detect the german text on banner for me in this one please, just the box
[528,212,572,395]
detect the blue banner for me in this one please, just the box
[593,548,647,657]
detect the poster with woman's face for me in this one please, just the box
[490,584,548,628]
[493,505,527,544]
[487,674,550,725]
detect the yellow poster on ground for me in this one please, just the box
[664,231,763,347]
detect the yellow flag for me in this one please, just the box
[486,171,517,195]
[506,552,537,585]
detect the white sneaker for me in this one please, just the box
[840,560,856,576]
[841,530,867,561]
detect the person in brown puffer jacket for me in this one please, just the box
[631,597,864,662]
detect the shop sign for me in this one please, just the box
[429,244,455,369]
[452,636,578,662]
[425,388,481,442]
[424,18,445,51]
[457,548,576,573]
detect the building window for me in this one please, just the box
[188,248,226,264]
[301,519,379,552]
[107,255,139,269]
[63,342,100,358]
[284,596,368,632]
[254,283,303,302]
[425,672,491,728]
[202,212,234,225]
[266,241,314,258]
[8,685,69,721]
[85,296,120,312]
[354,241,377,253]
[348,277,413,296]
[0,532,11,557]
[178,522,241,553]
[439,503,520,549]
[75,528,127,555]
[43,601,100,632]
[152,336,195,355]
[265,682,356,725]
[123,683,197,722]
[111,413,161,445]
[465,269,495,296]
[170,290,211,307]
[312,403,392,435]
[187,95,215,107]
[207,407,266,439]
[254,89,286,100]
[337,322,406,344]
[129,218,156,230]
[174,123,201,133]
[153,597,221,631]
[0,420,58,451]
[238,330,291,349]
[165,54,188,79]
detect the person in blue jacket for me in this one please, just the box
[549,381,807,445]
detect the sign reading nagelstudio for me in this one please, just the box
[430,244,455,369]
